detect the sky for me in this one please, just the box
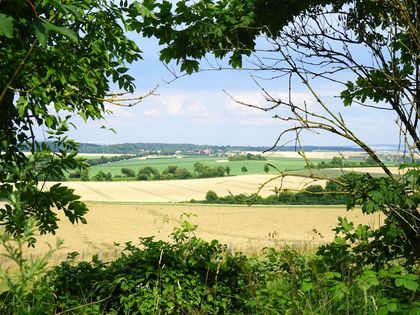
[65,34,400,148]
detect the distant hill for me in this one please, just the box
[74,142,365,155]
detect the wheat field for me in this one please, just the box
[24,202,383,260]
[45,174,326,202]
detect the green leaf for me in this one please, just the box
[34,18,79,47]
[180,59,199,74]
[357,270,379,290]
[300,278,315,292]
[117,67,129,73]
[395,274,418,291]
[0,14,14,38]
[339,217,353,232]
[331,282,348,301]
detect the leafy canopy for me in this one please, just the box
[0,0,149,240]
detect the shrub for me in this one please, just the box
[93,171,112,181]
[0,220,62,314]
[121,168,135,178]
[205,190,219,203]
[46,219,252,314]
[137,166,159,180]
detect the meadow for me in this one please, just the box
[88,155,327,177]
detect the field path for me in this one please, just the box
[45,175,325,202]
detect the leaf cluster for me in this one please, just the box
[0,0,143,238]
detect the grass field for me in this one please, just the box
[21,202,383,259]
[89,155,326,177]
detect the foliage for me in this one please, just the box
[193,162,227,178]
[162,165,193,180]
[228,153,266,161]
[196,182,348,205]
[86,155,135,167]
[0,0,146,238]
[320,168,420,266]
[137,166,160,180]
[0,219,62,314]
[92,171,113,181]
[247,247,419,314]
[121,167,136,178]
[0,220,416,314]
[45,218,252,314]
[308,156,379,169]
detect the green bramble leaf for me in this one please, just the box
[395,274,418,291]
[0,13,14,38]
[356,270,379,290]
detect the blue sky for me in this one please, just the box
[66,35,400,147]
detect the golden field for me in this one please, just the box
[24,202,382,260]
[44,174,326,202]
[1,171,388,263]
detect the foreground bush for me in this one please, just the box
[45,218,251,314]
[0,218,418,314]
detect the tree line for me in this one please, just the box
[227,153,266,161]
[192,181,347,205]
[134,162,230,180]
[306,156,379,169]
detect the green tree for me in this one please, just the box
[0,0,151,239]
[330,157,344,168]
[174,167,192,179]
[305,185,324,193]
[263,164,270,174]
[137,166,159,180]
[93,171,112,181]
[225,166,231,175]
[134,0,420,260]
[205,190,219,203]
[241,166,248,173]
[80,169,90,182]
[121,168,136,178]
[193,162,205,175]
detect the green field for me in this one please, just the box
[89,156,322,177]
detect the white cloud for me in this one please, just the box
[146,93,210,117]
[185,102,208,116]
[143,109,159,117]
[224,90,318,117]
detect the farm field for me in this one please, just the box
[89,155,325,177]
[29,202,383,258]
[46,174,326,202]
[48,165,402,203]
